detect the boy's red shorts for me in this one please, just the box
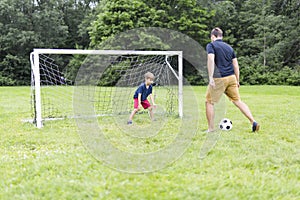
[134,98,151,109]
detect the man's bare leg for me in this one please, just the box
[206,102,215,132]
[233,100,260,131]
[232,100,254,123]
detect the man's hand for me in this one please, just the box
[237,81,240,88]
[209,79,215,88]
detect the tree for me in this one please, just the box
[0,0,100,85]
[0,0,46,85]
[89,0,213,47]
[208,0,299,85]
[84,0,213,85]
[58,0,100,48]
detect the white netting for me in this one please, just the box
[31,53,179,123]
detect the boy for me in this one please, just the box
[128,72,156,125]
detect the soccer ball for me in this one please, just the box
[219,118,233,131]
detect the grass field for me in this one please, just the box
[0,86,299,199]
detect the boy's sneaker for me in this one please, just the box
[252,122,260,132]
[127,120,133,125]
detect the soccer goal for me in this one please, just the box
[30,49,183,128]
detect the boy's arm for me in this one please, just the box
[149,94,156,106]
[138,93,142,109]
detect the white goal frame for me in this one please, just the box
[30,49,183,128]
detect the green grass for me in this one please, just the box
[0,86,299,199]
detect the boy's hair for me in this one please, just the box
[144,72,154,80]
[211,27,223,37]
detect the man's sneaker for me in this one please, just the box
[127,120,133,125]
[252,122,260,132]
[204,129,216,133]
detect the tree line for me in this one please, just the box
[0,0,299,86]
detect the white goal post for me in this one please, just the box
[30,49,183,128]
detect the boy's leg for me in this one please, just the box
[129,109,138,121]
[148,106,154,120]
[141,100,155,120]
[128,99,139,123]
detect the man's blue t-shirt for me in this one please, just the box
[133,83,152,101]
[206,39,236,78]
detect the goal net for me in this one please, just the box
[30,49,183,128]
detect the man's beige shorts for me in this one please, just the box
[206,75,240,104]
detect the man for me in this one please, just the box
[205,27,260,132]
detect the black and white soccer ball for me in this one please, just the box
[219,118,233,131]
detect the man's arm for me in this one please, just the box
[232,58,240,87]
[207,53,215,87]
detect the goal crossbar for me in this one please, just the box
[32,49,182,56]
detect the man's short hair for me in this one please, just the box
[144,72,154,80]
[211,27,223,37]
